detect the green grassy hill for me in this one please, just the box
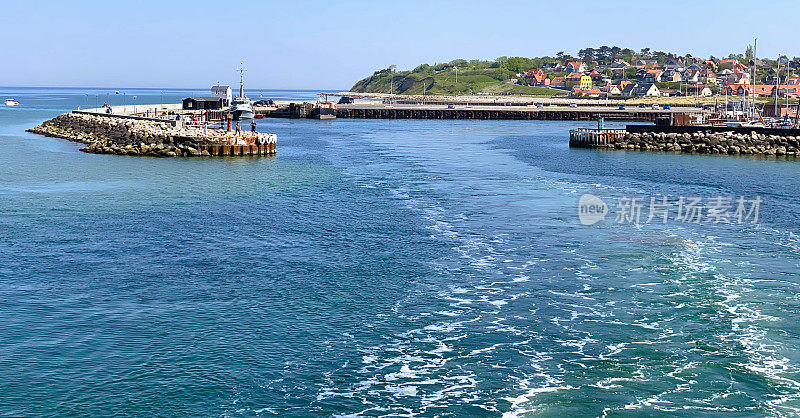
[350,59,566,97]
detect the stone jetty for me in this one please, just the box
[28,112,276,157]
[570,127,800,157]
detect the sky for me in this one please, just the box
[2,0,799,90]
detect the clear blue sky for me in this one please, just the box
[2,0,798,90]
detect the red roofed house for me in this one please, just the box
[617,80,633,93]
[570,86,587,97]
[775,85,800,96]
[565,72,585,88]
[525,68,551,86]
[570,87,603,98]
[700,69,717,85]
[566,61,587,73]
[643,69,664,83]
[786,77,800,85]
[658,88,681,97]
[726,69,749,84]
[588,69,607,84]
[683,69,700,83]
[601,84,622,95]
[587,88,603,98]
[726,84,774,97]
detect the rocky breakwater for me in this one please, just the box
[28,112,277,157]
[599,130,800,157]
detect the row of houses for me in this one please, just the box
[568,81,800,99]
[726,83,800,97]
[569,82,713,98]
[524,56,800,98]
[527,58,756,88]
[538,56,800,84]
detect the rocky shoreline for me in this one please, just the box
[28,112,276,157]
[577,130,800,157]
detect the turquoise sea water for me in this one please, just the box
[1,87,799,416]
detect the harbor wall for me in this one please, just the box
[625,124,800,136]
[570,127,800,157]
[28,112,276,157]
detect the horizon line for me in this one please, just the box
[0,85,347,92]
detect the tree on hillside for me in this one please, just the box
[578,48,595,64]
[413,63,432,73]
[651,51,669,64]
[745,44,754,61]
[597,46,611,64]
[491,56,508,68]
[469,59,491,69]
[504,57,536,73]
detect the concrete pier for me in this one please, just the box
[333,103,701,122]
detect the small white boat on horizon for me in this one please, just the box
[5,98,19,106]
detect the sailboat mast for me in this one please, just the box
[752,39,757,119]
[776,55,780,117]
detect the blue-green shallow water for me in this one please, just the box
[1,87,799,417]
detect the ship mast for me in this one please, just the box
[239,62,245,99]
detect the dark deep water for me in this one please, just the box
[1,87,799,416]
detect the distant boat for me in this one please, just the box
[231,63,254,120]
[726,120,765,128]
[4,98,19,106]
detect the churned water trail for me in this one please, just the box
[1,88,799,416]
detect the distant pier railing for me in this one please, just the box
[568,128,627,148]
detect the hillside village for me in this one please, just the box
[351,46,800,101]
[530,56,800,99]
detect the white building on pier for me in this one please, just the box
[211,85,232,106]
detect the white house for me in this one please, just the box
[628,83,661,97]
[683,69,700,84]
[211,85,232,106]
